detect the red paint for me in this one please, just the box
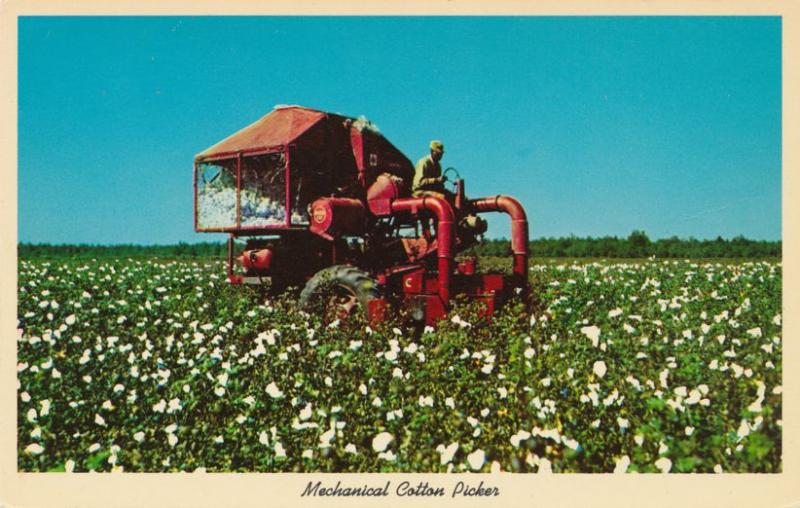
[457,258,476,275]
[284,144,291,227]
[308,197,366,240]
[366,173,406,216]
[195,105,531,325]
[388,196,455,305]
[241,249,274,272]
[367,298,390,322]
[236,153,242,228]
[195,107,325,161]
[469,195,529,278]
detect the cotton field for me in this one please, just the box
[16,258,781,472]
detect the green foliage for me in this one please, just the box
[16,257,782,473]
[466,233,781,259]
[19,232,781,261]
[17,241,240,259]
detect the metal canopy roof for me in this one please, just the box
[195,106,330,160]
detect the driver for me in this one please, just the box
[412,140,453,201]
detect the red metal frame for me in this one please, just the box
[236,152,241,229]
[469,195,529,278]
[196,106,531,324]
[386,196,455,305]
[285,144,291,227]
[195,145,301,234]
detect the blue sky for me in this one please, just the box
[18,16,781,244]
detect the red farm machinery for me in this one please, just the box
[194,105,529,325]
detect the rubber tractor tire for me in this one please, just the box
[299,265,380,323]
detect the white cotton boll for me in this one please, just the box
[265,382,284,398]
[378,450,397,461]
[659,369,669,388]
[467,449,485,471]
[437,442,459,465]
[581,325,601,347]
[593,361,607,378]
[319,428,336,448]
[562,438,580,451]
[614,455,630,473]
[25,443,44,455]
[655,457,672,473]
[274,441,286,459]
[152,399,166,413]
[537,457,552,473]
[608,308,623,318]
[372,432,393,452]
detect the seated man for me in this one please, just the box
[412,140,453,201]
[412,141,487,242]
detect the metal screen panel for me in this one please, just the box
[196,159,238,229]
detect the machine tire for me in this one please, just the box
[299,265,379,322]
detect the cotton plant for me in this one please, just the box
[15,257,781,473]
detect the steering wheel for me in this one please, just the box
[443,167,461,193]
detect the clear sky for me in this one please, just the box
[18,16,781,244]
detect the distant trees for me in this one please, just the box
[17,241,231,259]
[18,232,781,259]
[467,232,780,259]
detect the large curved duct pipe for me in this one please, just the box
[388,196,455,304]
[469,195,529,278]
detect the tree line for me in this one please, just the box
[469,231,780,259]
[17,242,231,259]
[18,231,780,260]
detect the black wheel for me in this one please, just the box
[299,265,379,323]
